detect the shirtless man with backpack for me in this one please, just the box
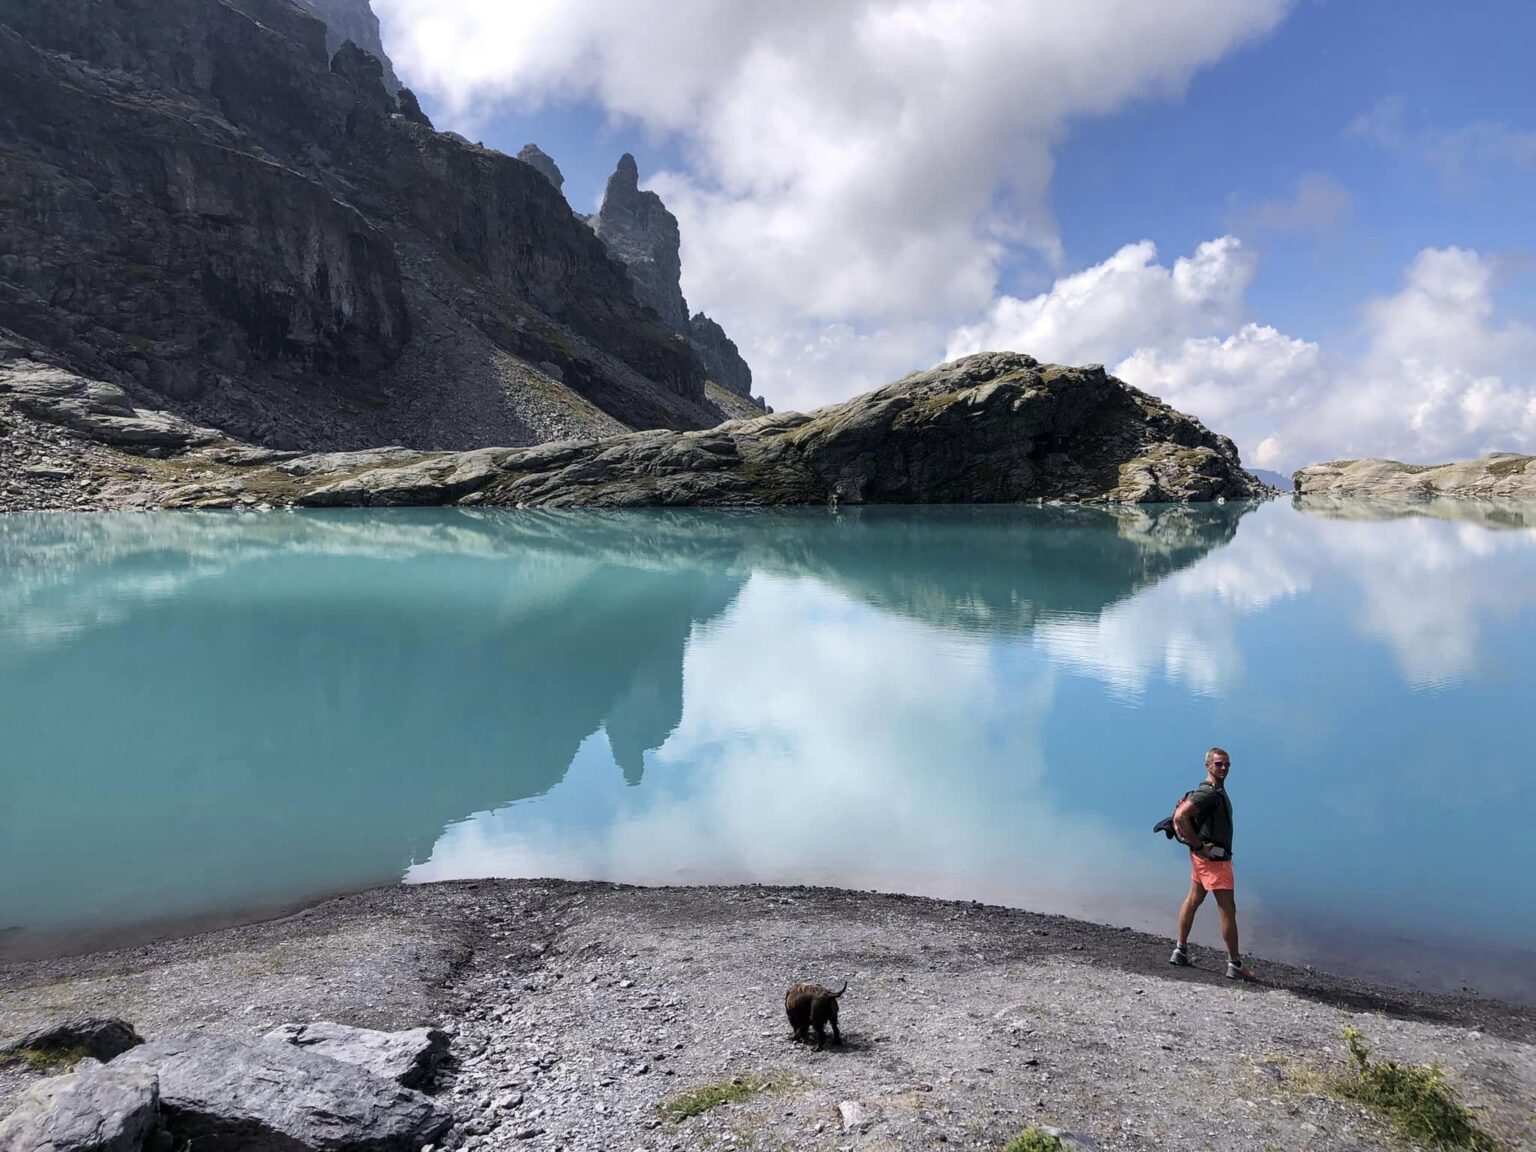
[1168,747,1251,979]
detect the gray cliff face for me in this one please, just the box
[1,351,1264,510]
[590,152,759,403]
[592,153,690,333]
[517,144,566,195]
[688,312,753,398]
[0,0,726,451]
[291,0,402,94]
[1294,453,1536,499]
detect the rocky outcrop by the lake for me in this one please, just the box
[0,350,1262,510]
[590,154,759,403]
[0,1021,453,1152]
[1294,453,1536,499]
[0,0,735,453]
[0,1057,159,1152]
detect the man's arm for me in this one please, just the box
[1173,797,1208,853]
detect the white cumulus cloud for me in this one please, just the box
[374,0,1289,410]
[946,236,1255,366]
[944,235,1536,469]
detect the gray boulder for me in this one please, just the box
[265,1022,449,1088]
[0,1018,143,1065]
[117,1031,453,1151]
[0,362,222,454]
[0,1060,158,1152]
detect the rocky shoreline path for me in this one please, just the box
[2,880,1532,1151]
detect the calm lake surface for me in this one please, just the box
[2,502,1532,1000]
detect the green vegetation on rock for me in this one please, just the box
[1330,1027,1498,1151]
[660,1073,779,1121]
[0,1045,93,1073]
[999,1127,1066,1152]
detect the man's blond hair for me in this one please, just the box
[1206,746,1230,764]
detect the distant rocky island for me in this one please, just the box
[1294,453,1536,499]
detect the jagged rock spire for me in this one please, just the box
[516,144,565,194]
[592,153,689,333]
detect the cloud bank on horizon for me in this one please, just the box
[376,0,1536,470]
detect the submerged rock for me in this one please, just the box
[1294,453,1536,499]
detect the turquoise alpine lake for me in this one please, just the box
[1,502,1532,1001]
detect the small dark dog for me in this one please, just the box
[784,980,846,1049]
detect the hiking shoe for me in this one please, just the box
[1225,960,1254,980]
[1169,946,1191,967]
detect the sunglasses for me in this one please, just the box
[1211,761,1231,768]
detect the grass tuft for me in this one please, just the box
[1330,1027,1498,1150]
[999,1127,1065,1152]
[0,1045,93,1073]
[660,1073,778,1122]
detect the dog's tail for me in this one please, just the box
[830,980,847,998]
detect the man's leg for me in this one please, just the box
[1172,878,1206,963]
[1212,888,1250,976]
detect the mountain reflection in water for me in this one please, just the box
[2,503,1532,1001]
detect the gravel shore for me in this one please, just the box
[2,880,1532,1151]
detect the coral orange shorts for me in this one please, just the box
[1191,853,1234,892]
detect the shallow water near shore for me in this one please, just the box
[2,501,1533,1001]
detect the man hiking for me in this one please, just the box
[1169,746,1251,979]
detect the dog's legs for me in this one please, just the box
[832,1018,842,1046]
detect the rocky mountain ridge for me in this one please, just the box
[0,349,1263,510]
[519,147,760,406]
[292,0,401,94]
[0,0,743,456]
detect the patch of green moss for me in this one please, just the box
[1484,456,1531,478]
[999,1127,1066,1152]
[0,1045,92,1073]
[660,1072,780,1122]
[1329,1027,1498,1151]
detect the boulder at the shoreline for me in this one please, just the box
[265,1021,449,1088]
[0,351,1264,510]
[115,1031,453,1151]
[0,1059,158,1152]
[1294,452,1536,498]
[0,1022,454,1152]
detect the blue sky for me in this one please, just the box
[1051,0,1536,347]
[378,1,1536,469]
